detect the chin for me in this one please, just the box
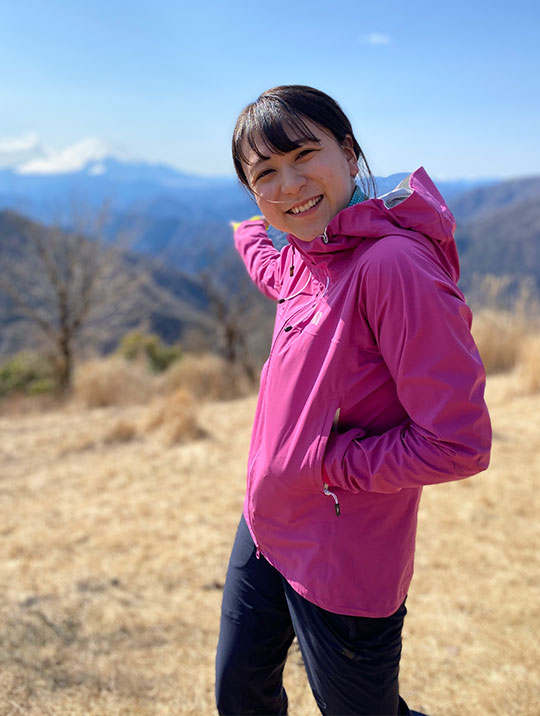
[294,225,324,242]
[294,233,318,242]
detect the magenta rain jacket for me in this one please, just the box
[233,167,491,618]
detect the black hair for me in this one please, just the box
[232,85,376,198]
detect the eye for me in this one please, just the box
[296,148,315,160]
[254,168,274,183]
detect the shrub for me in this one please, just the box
[472,309,528,375]
[469,273,540,375]
[517,334,540,393]
[159,353,253,401]
[144,388,202,445]
[0,352,55,397]
[26,377,57,396]
[74,357,155,408]
[117,331,182,373]
[104,419,138,444]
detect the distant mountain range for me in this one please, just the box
[0,157,495,222]
[0,158,256,224]
[1,157,539,358]
[452,177,540,294]
[0,157,503,271]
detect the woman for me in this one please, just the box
[215,85,491,716]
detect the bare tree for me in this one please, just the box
[0,208,141,392]
[198,247,274,383]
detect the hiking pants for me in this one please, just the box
[215,514,411,716]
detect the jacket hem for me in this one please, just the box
[261,541,413,618]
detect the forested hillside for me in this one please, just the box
[1,171,539,362]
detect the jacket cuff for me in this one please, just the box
[322,428,366,491]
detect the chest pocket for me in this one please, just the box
[300,303,342,344]
[277,284,341,344]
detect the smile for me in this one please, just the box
[286,195,323,215]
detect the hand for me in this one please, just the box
[230,215,268,232]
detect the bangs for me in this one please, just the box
[232,85,375,197]
[233,101,321,169]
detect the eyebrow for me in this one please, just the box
[245,135,322,182]
[247,136,319,167]
[249,155,271,169]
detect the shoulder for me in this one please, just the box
[355,233,439,294]
[360,233,433,271]
[356,233,463,316]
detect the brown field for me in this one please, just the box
[0,367,539,715]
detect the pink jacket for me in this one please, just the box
[233,167,491,617]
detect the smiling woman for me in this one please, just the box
[216,85,492,716]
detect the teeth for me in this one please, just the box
[289,196,321,214]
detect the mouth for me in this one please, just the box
[286,195,323,215]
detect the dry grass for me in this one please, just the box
[144,389,203,445]
[516,334,540,394]
[0,369,539,714]
[472,309,529,374]
[72,353,253,413]
[469,274,540,376]
[159,353,253,402]
[73,357,155,408]
[104,419,138,445]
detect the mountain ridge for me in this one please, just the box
[0,156,498,223]
[1,161,539,359]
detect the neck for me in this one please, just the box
[347,185,367,207]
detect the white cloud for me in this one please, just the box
[0,131,41,153]
[0,131,48,169]
[362,32,392,46]
[17,137,110,175]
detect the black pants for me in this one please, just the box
[216,515,411,716]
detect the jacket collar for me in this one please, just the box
[286,167,459,283]
[286,202,372,279]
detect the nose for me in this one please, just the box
[280,164,307,196]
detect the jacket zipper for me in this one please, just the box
[246,266,334,548]
[246,303,312,554]
[324,408,341,516]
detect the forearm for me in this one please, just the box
[233,218,283,300]
[323,410,491,495]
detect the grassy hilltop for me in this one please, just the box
[0,316,539,715]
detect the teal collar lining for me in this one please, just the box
[347,185,367,207]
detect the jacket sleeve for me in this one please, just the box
[233,218,288,301]
[323,235,492,494]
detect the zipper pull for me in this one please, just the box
[289,246,296,276]
[255,545,261,559]
[323,484,341,516]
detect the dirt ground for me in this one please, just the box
[0,372,538,715]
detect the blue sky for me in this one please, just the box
[1,0,538,179]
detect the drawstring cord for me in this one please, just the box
[278,276,311,304]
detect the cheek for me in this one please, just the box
[255,197,281,216]
[257,198,273,216]
[256,202,283,229]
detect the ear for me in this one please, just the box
[342,135,359,177]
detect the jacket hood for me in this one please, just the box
[288,167,460,282]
